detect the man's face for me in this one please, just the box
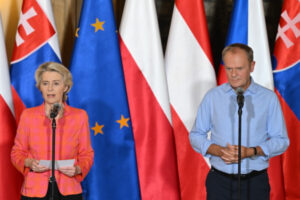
[223,48,255,91]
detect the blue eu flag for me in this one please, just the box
[68,0,141,199]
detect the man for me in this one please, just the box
[189,43,289,200]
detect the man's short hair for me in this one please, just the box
[222,43,254,63]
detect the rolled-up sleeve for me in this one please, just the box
[189,93,213,157]
[259,94,289,159]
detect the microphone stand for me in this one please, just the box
[235,87,244,200]
[238,105,242,200]
[50,117,57,200]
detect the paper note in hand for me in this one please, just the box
[39,159,75,169]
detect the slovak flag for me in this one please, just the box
[10,0,61,121]
[271,0,300,199]
[217,0,274,90]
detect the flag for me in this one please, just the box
[164,0,216,199]
[217,0,274,90]
[272,0,300,199]
[0,14,23,200]
[68,0,140,199]
[10,0,61,122]
[119,0,181,199]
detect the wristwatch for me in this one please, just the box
[252,147,257,156]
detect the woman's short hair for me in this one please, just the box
[35,62,73,102]
[222,43,254,63]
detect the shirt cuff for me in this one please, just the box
[202,141,213,157]
[257,144,269,161]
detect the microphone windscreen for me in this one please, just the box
[50,103,62,118]
[53,103,61,111]
[235,87,244,95]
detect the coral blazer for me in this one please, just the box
[11,103,94,197]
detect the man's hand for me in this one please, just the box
[207,143,258,164]
[220,143,237,164]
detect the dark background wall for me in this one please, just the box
[0,0,284,69]
[115,0,283,73]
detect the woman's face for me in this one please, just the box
[40,71,67,106]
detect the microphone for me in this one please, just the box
[50,103,61,118]
[235,87,244,108]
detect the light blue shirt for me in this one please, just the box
[189,79,289,174]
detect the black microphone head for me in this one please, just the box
[53,103,61,112]
[235,87,244,108]
[235,87,244,95]
[50,103,61,118]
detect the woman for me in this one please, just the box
[11,62,94,199]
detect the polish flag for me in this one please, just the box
[165,0,216,199]
[119,0,180,199]
[0,16,23,200]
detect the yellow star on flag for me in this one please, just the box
[116,115,130,129]
[91,122,104,135]
[75,28,80,37]
[91,18,105,32]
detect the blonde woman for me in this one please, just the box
[11,62,94,200]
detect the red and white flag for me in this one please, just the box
[119,0,180,199]
[165,0,216,199]
[0,15,23,200]
[271,0,300,199]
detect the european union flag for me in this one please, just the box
[68,0,140,199]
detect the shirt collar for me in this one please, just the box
[222,77,258,95]
[246,77,258,94]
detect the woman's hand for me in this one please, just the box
[25,158,49,173]
[58,166,81,177]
